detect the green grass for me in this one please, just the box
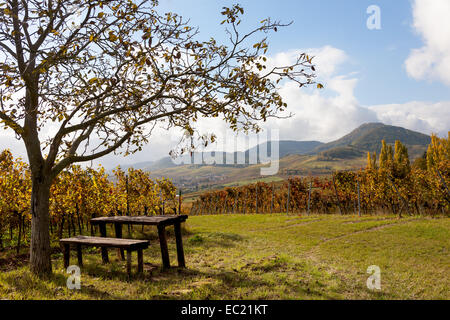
[0,214,448,299]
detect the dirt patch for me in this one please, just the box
[321,219,420,243]
[342,217,392,225]
[248,219,321,232]
[0,253,29,272]
[239,255,287,272]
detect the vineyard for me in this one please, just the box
[0,153,178,251]
[0,135,448,252]
[189,136,450,216]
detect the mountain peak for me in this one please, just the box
[312,122,431,157]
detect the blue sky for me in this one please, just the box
[158,0,450,106]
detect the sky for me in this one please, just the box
[1,0,449,168]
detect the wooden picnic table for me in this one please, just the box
[90,215,188,269]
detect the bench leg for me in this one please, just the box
[63,244,70,269]
[174,221,186,268]
[99,223,109,263]
[137,249,143,274]
[114,223,125,261]
[77,244,83,267]
[157,225,170,269]
[126,250,132,276]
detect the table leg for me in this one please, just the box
[76,244,83,267]
[174,221,186,268]
[114,223,125,260]
[63,244,70,268]
[99,223,109,263]
[126,249,132,276]
[157,224,170,269]
[137,249,143,273]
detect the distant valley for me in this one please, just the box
[115,122,431,192]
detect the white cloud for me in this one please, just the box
[368,101,450,137]
[261,46,449,143]
[267,45,348,78]
[405,0,450,85]
[262,46,378,142]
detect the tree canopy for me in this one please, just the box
[0,0,319,275]
[0,0,318,178]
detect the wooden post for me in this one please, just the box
[332,175,343,215]
[271,183,274,214]
[244,190,247,214]
[126,174,130,215]
[126,174,132,235]
[174,221,186,268]
[16,211,22,254]
[126,250,132,276]
[76,203,82,234]
[137,249,143,273]
[67,214,71,237]
[76,244,83,267]
[63,244,70,269]
[157,224,170,269]
[114,223,125,260]
[388,176,409,218]
[287,180,290,215]
[71,215,76,237]
[178,189,182,215]
[307,181,312,216]
[357,179,361,217]
[255,184,258,214]
[98,223,109,263]
[233,191,238,214]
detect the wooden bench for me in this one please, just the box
[60,236,149,276]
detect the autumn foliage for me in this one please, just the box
[0,154,176,249]
[190,138,449,216]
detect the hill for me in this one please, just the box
[317,146,365,160]
[246,140,323,159]
[122,140,323,172]
[311,122,430,158]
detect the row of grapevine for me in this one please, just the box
[190,136,449,216]
[0,153,178,250]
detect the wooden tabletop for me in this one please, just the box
[90,215,188,226]
[60,235,149,249]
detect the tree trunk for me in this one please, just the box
[29,179,52,276]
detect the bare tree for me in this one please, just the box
[0,0,318,275]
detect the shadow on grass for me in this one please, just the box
[186,232,245,249]
[146,265,342,300]
[1,268,127,299]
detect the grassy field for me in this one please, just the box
[0,214,448,300]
